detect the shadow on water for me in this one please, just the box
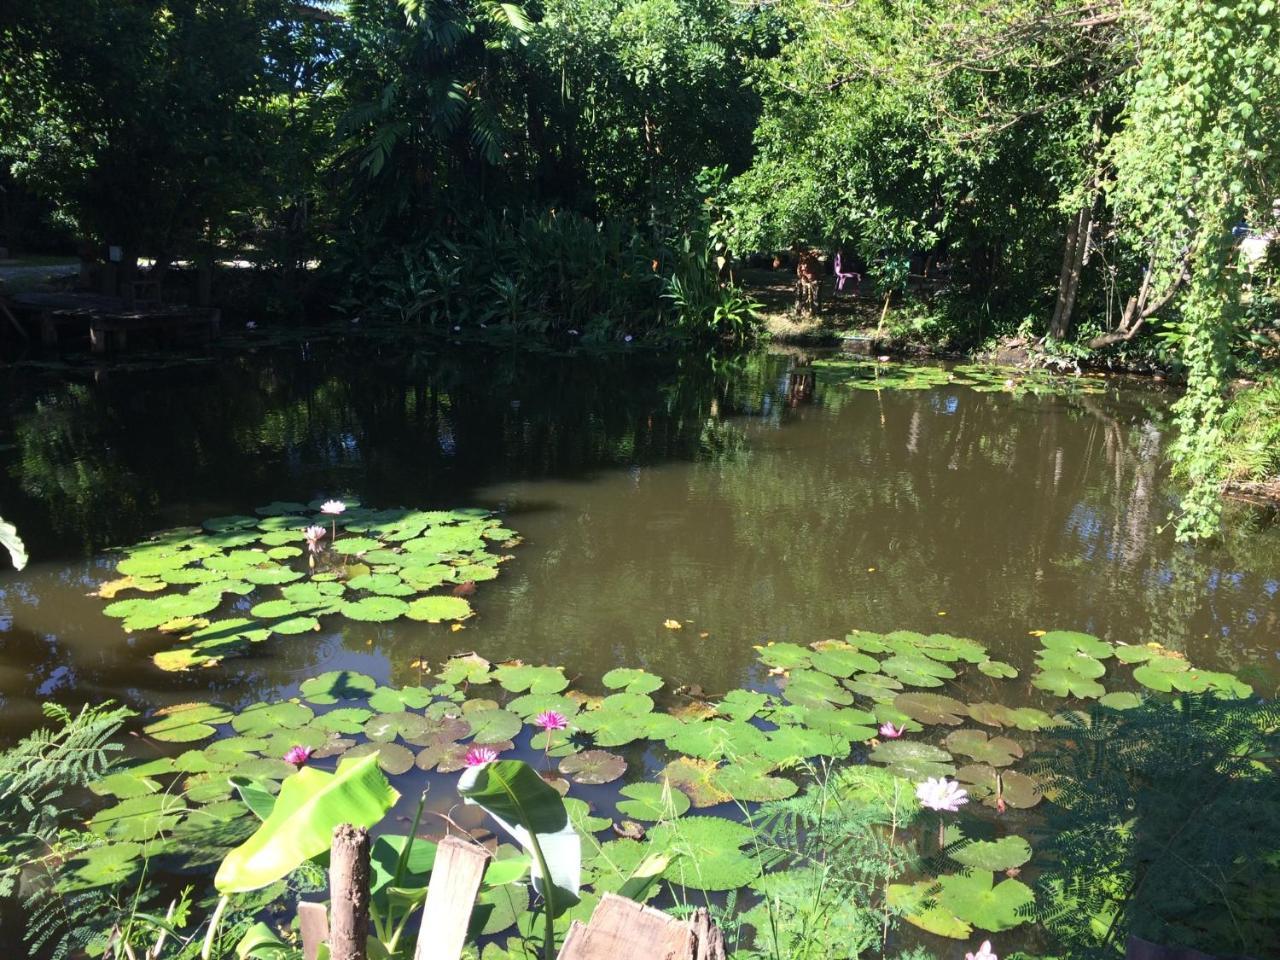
[0,335,1277,738]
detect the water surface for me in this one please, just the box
[1,337,1277,736]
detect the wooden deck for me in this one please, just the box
[3,290,220,353]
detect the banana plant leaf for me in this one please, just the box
[458,760,580,907]
[216,754,398,893]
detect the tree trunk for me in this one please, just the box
[329,824,370,960]
[1048,205,1089,340]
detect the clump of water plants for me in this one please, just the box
[40,625,1266,958]
[93,500,520,670]
[811,358,1109,397]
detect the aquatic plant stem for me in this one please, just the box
[200,894,229,960]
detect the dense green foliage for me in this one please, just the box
[1,1,1277,520]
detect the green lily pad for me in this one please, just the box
[601,668,664,695]
[143,703,232,743]
[405,595,473,622]
[808,646,880,677]
[977,660,1018,679]
[894,692,968,726]
[943,729,1023,767]
[665,719,767,761]
[1040,630,1114,659]
[660,757,732,808]
[711,761,797,802]
[300,671,378,704]
[64,842,145,890]
[464,708,523,744]
[343,741,416,775]
[559,750,627,785]
[89,793,187,842]
[493,663,569,695]
[1099,691,1144,710]
[649,817,759,891]
[956,765,1042,809]
[869,740,955,780]
[616,782,691,821]
[755,642,812,670]
[1036,648,1107,679]
[231,701,315,737]
[1031,668,1105,699]
[937,870,1034,932]
[888,880,972,939]
[950,836,1033,871]
[341,596,409,622]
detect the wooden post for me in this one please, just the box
[329,824,371,960]
[413,836,491,960]
[298,901,329,960]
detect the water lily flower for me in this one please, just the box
[320,500,346,515]
[568,329,579,336]
[916,777,969,812]
[879,721,904,738]
[624,334,634,342]
[245,321,257,330]
[877,355,891,362]
[283,745,313,767]
[303,524,327,554]
[966,941,997,960]
[464,746,499,767]
[534,710,569,732]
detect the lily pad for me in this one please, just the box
[888,880,973,939]
[937,870,1034,932]
[950,836,1033,871]
[601,668,664,695]
[943,729,1023,767]
[559,750,627,785]
[300,671,378,704]
[405,595,473,622]
[869,740,955,780]
[648,817,759,891]
[341,596,409,622]
[660,757,732,808]
[894,692,968,726]
[493,663,569,695]
[616,782,691,821]
[143,703,232,743]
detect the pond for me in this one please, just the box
[1,337,1279,957]
[2,338,1277,733]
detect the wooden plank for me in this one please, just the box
[297,901,329,960]
[413,836,491,960]
[556,893,696,960]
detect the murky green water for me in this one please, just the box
[1,337,1278,738]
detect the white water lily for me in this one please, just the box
[916,777,968,812]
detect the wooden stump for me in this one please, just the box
[329,824,371,960]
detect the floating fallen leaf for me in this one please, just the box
[1028,630,1046,637]
[451,623,465,632]
[663,619,682,630]
[867,567,877,573]
[409,658,428,670]
[938,611,947,617]
[699,632,710,639]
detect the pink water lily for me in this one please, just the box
[534,710,569,732]
[320,500,346,515]
[464,746,500,767]
[283,745,313,767]
[879,721,904,738]
[966,941,997,960]
[916,777,969,812]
